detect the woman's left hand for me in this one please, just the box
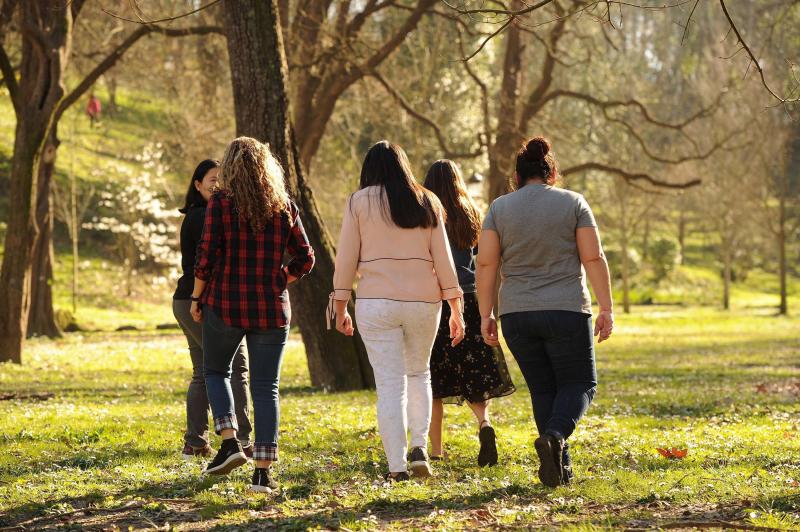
[481,316,500,346]
[449,311,465,347]
[190,300,203,323]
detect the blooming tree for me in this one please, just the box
[84,144,179,296]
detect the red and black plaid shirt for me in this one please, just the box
[194,192,315,329]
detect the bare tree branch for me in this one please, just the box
[561,162,701,188]
[56,25,223,120]
[718,0,800,105]
[370,70,483,159]
[101,0,223,24]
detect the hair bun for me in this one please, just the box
[523,136,550,161]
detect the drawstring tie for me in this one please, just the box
[326,292,335,330]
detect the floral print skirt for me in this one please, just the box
[430,292,516,405]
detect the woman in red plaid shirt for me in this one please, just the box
[190,137,315,492]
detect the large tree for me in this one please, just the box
[222,0,373,390]
[0,0,219,363]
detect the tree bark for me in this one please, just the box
[222,0,373,390]
[27,130,62,338]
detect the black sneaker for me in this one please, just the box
[534,434,564,488]
[203,438,247,475]
[250,467,278,493]
[478,425,498,467]
[408,447,432,478]
[383,471,410,482]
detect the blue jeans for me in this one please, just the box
[203,307,288,462]
[501,310,597,468]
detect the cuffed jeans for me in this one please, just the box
[172,299,251,448]
[501,310,597,468]
[202,306,288,462]
[356,299,442,473]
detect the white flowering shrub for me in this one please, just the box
[83,144,179,295]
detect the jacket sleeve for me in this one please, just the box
[430,214,464,301]
[332,195,361,302]
[285,202,315,278]
[194,195,223,281]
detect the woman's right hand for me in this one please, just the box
[448,311,465,347]
[594,309,614,342]
[336,309,354,336]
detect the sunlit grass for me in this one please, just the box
[1,306,798,530]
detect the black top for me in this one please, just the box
[451,245,476,294]
[173,204,206,300]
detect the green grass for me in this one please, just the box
[1,306,798,530]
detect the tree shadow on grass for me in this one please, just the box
[207,483,548,531]
[0,468,258,530]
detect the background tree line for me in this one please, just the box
[0,0,797,391]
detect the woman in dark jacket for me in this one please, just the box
[173,160,252,460]
[423,160,515,468]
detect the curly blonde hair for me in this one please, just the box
[218,137,290,232]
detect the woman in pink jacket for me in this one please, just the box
[330,141,465,482]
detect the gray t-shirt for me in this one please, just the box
[482,183,597,316]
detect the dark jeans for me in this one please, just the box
[203,307,288,462]
[501,310,597,468]
[172,299,251,448]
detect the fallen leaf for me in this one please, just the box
[657,447,688,459]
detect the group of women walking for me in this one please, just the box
[172,134,613,493]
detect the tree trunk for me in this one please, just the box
[222,0,373,390]
[27,130,62,338]
[0,119,47,362]
[777,195,787,315]
[621,232,631,314]
[0,1,73,363]
[677,207,686,265]
[487,12,523,202]
[722,246,731,311]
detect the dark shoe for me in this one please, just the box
[478,425,498,467]
[242,444,253,461]
[534,434,564,488]
[182,443,213,461]
[250,467,278,493]
[203,438,247,475]
[561,465,574,485]
[383,471,410,482]
[408,447,432,478]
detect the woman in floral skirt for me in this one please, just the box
[423,160,516,467]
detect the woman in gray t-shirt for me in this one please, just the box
[476,136,614,488]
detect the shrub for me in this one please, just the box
[649,237,680,283]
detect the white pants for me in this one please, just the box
[356,299,442,473]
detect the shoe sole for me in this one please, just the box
[182,452,211,462]
[534,436,562,488]
[203,452,247,475]
[478,426,498,467]
[409,460,432,478]
[249,484,274,493]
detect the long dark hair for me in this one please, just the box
[180,159,219,213]
[358,140,439,229]
[423,160,481,249]
[514,136,558,190]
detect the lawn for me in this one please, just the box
[0,306,799,531]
